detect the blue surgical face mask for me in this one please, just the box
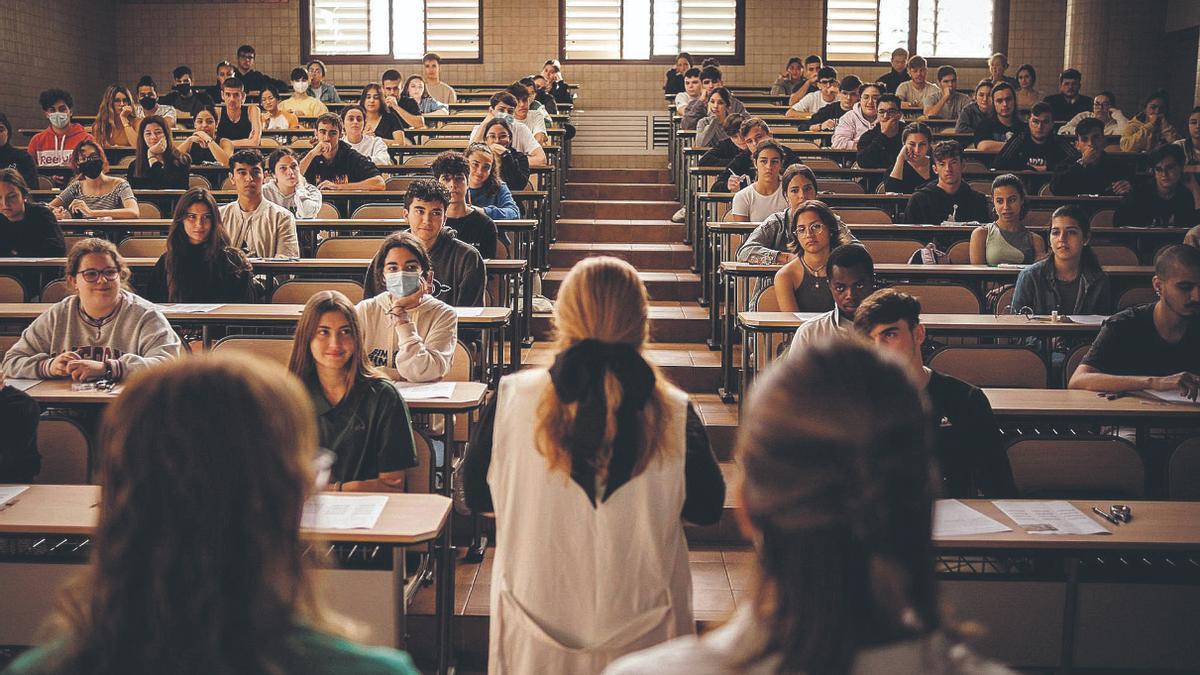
[495,112,514,125]
[386,270,422,297]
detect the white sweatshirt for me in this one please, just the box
[355,291,458,383]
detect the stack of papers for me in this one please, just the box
[993,500,1109,535]
[395,381,456,400]
[1141,389,1200,405]
[0,485,29,505]
[301,494,387,530]
[456,307,484,317]
[3,379,39,392]
[158,304,224,313]
[933,500,1011,537]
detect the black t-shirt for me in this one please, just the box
[446,207,498,260]
[0,144,39,188]
[0,203,65,257]
[809,101,850,128]
[972,116,1027,147]
[304,141,381,186]
[878,69,911,93]
[306,376,417,484]
[1081,303,1200,376]
[372,111,406,139]
[128,158,191,190]
[993,132,1077,172]
[160,90,214,117]
[216,105,252,141]
[902,182,991,224]
[926,371,1014,498]
[1114,180,1200,228]
[1044,93,1094,121]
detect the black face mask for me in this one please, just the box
[174,83,192,97]
[140,95,157,110]
[79,158,103,179]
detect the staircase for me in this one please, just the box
[409,160,747,673]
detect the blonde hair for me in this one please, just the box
[534,257,672,482]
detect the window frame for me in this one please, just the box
[557,0,746,65]
[300,0,485,65]
[821,0,1009,69]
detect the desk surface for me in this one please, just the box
[942,499,1200,551]
[0,256,526,273]
[983,387,1200,418]
[0,484,451,543]
[24,379,489,412]
[738,311,1112,334]
[53,218,539,232]
[0,303,510,327]
[722,262,1153,278]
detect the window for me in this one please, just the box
[824,0,1000,63]
[302,0,481,62]
[561,0,743,63]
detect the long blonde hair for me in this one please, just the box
[534,257,671,482]
[92,85,135,147]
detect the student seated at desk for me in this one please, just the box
[461,256,724,674]
[718,118,798,193]
[263,148,323,219]
[673,66,701,116]
[1043,68,1093,122]
[219,148,300,258]
[147,187,256,303]
[476,120,531,192]
[730,140,786,223]
[364,180,485,307]
[736,164,856,265]
[681,66,745,130]
[786,65,838,116]
[290,291,417,492]
[433,151,498,259]
[469,92,547,168]
[902,140,990,224]
[1114,143,1200,228]
[993,102,1077,173]
[422,52,457,105]
[3,354,419,675]
[127,115,190,190]
[215,77,263,149]
[1058,90,1129,137]
[1015,63,1041,109]
[133,75,178,128]
[608,339,1014,675]
[972,83,1026,152]
[360,83,406,142]
[507,83,548,147]
[280,68,330,119]
[1070,244,1200,399]
[382,69,425,131]
[694,87,734,148]
[176,106,231,166]
[877,47,910,93]
[855,93,905,169]
[298,113,386,192]
[925,66,972,121]
[258,85,299,140]
[969,174,1045,266]
[0,168,65,256]
[0,371,39,483]
[48,142,139,220]
[831,81,882,150]
[91,84,139,149]
[855,289,1014,498]
[807,75,860,132]
[786,244,876,354]
[1049,117,1134,197]
[159,64,215,117]
[772,55,812,99]
[306,59,342,104]
[884,122,933,193]
[341,105,393,166]
[0,113,38,188]
[1120,90,1179,153]
[1011,205,1111,315]
[28,88,94,170]
[895,56,940,110]
[954,79,993,135]
[1,238,181,382]
[466,141,522,220]
[357,232,458,383]
[696,112,748,174]
[665,52,691,96]
[773,200,855,313]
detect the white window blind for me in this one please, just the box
[309,0,480,59]
[825,0,992,62]
[564,0,740,61]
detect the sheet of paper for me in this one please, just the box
[301,494,388,530]
[992,500,1109,535]
[3,378,40,392]
[456,307,484,317]
[997,263,1029,269]
[933,499,1012,537]
[395,381,456,400]
[1140,389,1200,405]
[1067,315,1107,325]
[0,485,29,505]
[158,304,224,313]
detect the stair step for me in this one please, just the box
[564,182,678,200]
[532,304,709,342]
[691,393,739,461]
[560,199,680,220]
[555,218,685,243]
[568,167,671,183]
[542,269,701,301]
[523,342,722,394]
[548,242,693,269]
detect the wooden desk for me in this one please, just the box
[0,484,457,672]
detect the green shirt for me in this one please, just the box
[306,375,418,484]
[3,626,419,674]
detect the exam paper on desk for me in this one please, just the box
[1140,389,1200,405]
[993,500,1109,535]
[394,381,456,400]
[0,485,30,505]
[933,499,1012,537]
[301,494,388,530]
[3,379,40,392]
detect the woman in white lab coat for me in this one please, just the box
[459,256,725,675]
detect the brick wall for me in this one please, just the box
[0,1,117,131]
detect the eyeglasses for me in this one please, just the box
[794,222,827,235]
[78,268,120,282]
[1153,164,1181,174]
[485,133,510,142]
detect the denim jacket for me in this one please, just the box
[1010,255,1112,315]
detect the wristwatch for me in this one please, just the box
[103,362,114,381]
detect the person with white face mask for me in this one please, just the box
[28,88,95,169]
[280,67,330,118]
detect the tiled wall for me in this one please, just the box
[1007,0,1067,99]
[0,1,117,132]
[1065,0,1169,119]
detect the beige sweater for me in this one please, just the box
[218,198,300,258]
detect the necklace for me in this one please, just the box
[800,257,826,288]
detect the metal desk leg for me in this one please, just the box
[392,546,408,650]
[737,323,751,410]
[1059,556,1079,672]
[718,271,737,403]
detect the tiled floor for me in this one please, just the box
[413,547,757,622]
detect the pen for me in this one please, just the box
[1092,506,1120,525]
